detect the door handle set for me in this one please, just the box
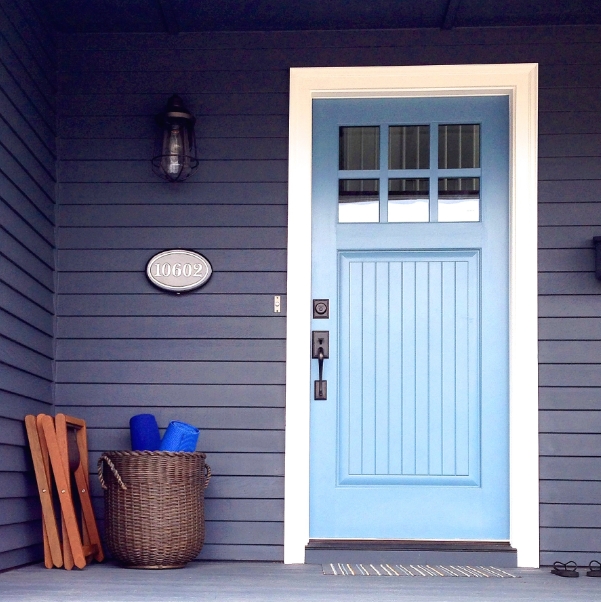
[312,331,329,400]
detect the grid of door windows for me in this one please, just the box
[338,124,481,223]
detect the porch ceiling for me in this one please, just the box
[43,0,601,34]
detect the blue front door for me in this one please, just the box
[310,96,509,540]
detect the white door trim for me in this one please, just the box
[284,64,539,567]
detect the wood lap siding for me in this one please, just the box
[54,25,601,563]
[0,0,56,571]
[537,30,601,562]
[55,36,288,561]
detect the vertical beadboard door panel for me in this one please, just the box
[339,251,480,485]
[338,251,480,485]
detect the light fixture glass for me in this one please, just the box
[152,94,199,182]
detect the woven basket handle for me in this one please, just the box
[97,454,127,490]
[203,463,211,490]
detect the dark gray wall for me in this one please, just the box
[0,0,56,572]
[55,25,601,564]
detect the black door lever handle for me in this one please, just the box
[317,347,325,398]
[312,331,329,400]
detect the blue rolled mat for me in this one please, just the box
[159,420,200,452]
[130,413,161,451]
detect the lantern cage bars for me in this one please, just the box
[152,94,199,182]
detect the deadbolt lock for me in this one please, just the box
[313,298,329,319]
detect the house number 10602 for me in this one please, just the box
[146,249,212,293]
[152,262,203,278]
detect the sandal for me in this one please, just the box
[551,561,579,577]
[587,560,601,577]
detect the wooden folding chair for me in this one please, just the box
[34,414,76,569]
[40,414,88,569]
[24,415,63,568]
[55,414,104,563]
[27,413,104,569]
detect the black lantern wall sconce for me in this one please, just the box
[152,94,199,182]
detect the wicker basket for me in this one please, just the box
[98,450,211,569]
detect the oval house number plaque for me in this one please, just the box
[146,249,212,293]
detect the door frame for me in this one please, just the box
[284,64,539,567]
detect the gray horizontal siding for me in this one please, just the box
[58,249,286,271]
[0,521,43,554]
[538,249,594,272]
[539,296,601,317]
[540,318,601,339]
[540,433,601,456]
[0,472,37,498]
[56,339,286,360]
[540,457,601,479]
[541,504,601,528]
[59,182,288,205]
[55,24,601,564]
[539,388,601,410]
[58,204,287,226]
[58,227,287,249]
[198,544,282,561]
[541,481,601,504]
[58,160,288,183]
[56,43,601,73]
[0,390,53,421]
[0,544,43,572]
[1,444,32,472]
[0,306,53,351]
[59,93,289,117]
[56,383,284,407]
[60,115,288,139]
[58,69,289,95]
[57,273,286,295]
[62,406,284,430]
[0,0,55,571]
[540,528,601,553]
[540,181,601,205]
[57,316,285,337]
[540,341,601,362]
[55,361,286,384]
[0,416,27,446]
[57,294,286,317]
[88,428,284,454]
[57,140,288,169]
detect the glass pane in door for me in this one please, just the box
[438,177,480,222]
[438,124,480,169]
[339,179,380,222]
[339,127,380,170]
[389,125,430,169]
[388,178,429,222]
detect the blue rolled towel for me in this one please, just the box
[129,414,161,451]
[159,420,200,452]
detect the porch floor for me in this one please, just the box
[1,561,599,601]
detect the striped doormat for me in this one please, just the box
[323,564,517,577]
